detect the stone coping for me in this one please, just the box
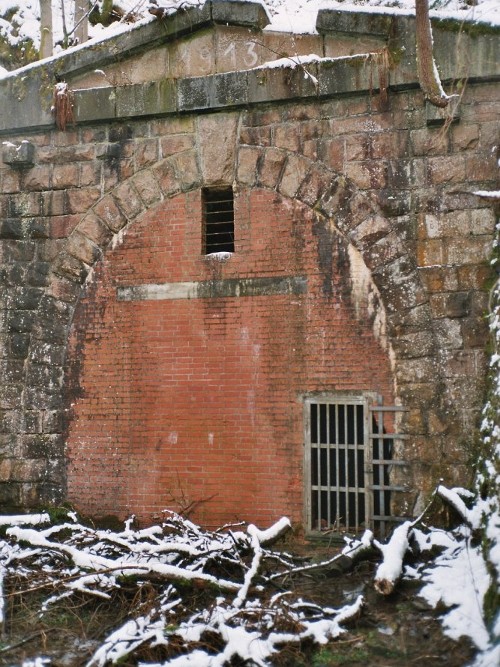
[0,5,498,134]
[74,54,380,123]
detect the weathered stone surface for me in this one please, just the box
[278,154,311,198]
[197,113,239,186]
[237,145,261,186]
[211,0,270,29]
[316,8,392,37]
[66,230,102,266]
[258,147,286,189]
[93,195,128,233]
[2,141,35,167]
[77,213,114,248]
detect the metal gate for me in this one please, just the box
[305,397,407,536]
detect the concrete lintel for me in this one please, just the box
[117,276,307,301]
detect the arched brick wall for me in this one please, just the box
[3,83,495,519]
[63,187,396,526]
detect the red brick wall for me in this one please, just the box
[65,188,394,527]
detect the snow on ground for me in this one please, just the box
[0,500,497,665]
[0,511,363,666]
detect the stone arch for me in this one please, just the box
[22,117,441,516]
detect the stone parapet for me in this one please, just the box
[0,7,498,133]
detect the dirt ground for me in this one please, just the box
[0,540,477,667]
[281,552,476,666]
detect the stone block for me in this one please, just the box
[172,150,202,192]
[11,458,48,482]
[416,239,445,267]
[345,160,387,190]
[74,87,116,122]
[237,146,261,186]
[169,31,214,79]
[66,187,101,214]
[41,411,62,434]
[153,159,181,198]
[377,190,411,217]
[396,357,439,385]
[211,0,270,29]
[433,318,463,350]
[14,287,43,310]
[178,76,211,111]
[297,165,332,208]
[2,141,35,167]
[410,127,449,157]
[10,333,30,359]
[316,9,392,37]
[53,252,89,284]
[318,56,377,97]
[446,237,492,265]
[0,218,24,239]
[94,195,128,233]
[20,434,63,459]
[23,166,51,191]
[212,71,249,107]
[427,155,466,185]
[450,123,479,151]
[132,170,163,206]
[52,163,79,189]
[66,230,101,266]
[247,65,318,105]
[197,113,239,186]
[116,80,177,118]
[8,311,35,333]
[419,266,458,293]
[160,134,194,158]
[113,181,144,220]
[278,154,311,198]
[425,96,460,127]
[457,264,492,291]
[273,124,301,152]
[461,317,489,348]
[349,214,390,249]
[46,275,82,303]
[78,212,114,248]
[362,230,407,271]
[430,292,469,319]
[0,481,20,506]
[392,330,435,359]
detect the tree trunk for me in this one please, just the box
[39,0,53,59]
[74,0,89,44]
[415,0,449,107]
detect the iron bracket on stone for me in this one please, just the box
[2,140,35,168]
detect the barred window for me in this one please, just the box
[202,187,234,254]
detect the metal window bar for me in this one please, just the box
[368,404,408,538]
[202,187,235,254]
[307,399,408,537]
[307,399,367,534]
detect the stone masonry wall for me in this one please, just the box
[0,73,498,523]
